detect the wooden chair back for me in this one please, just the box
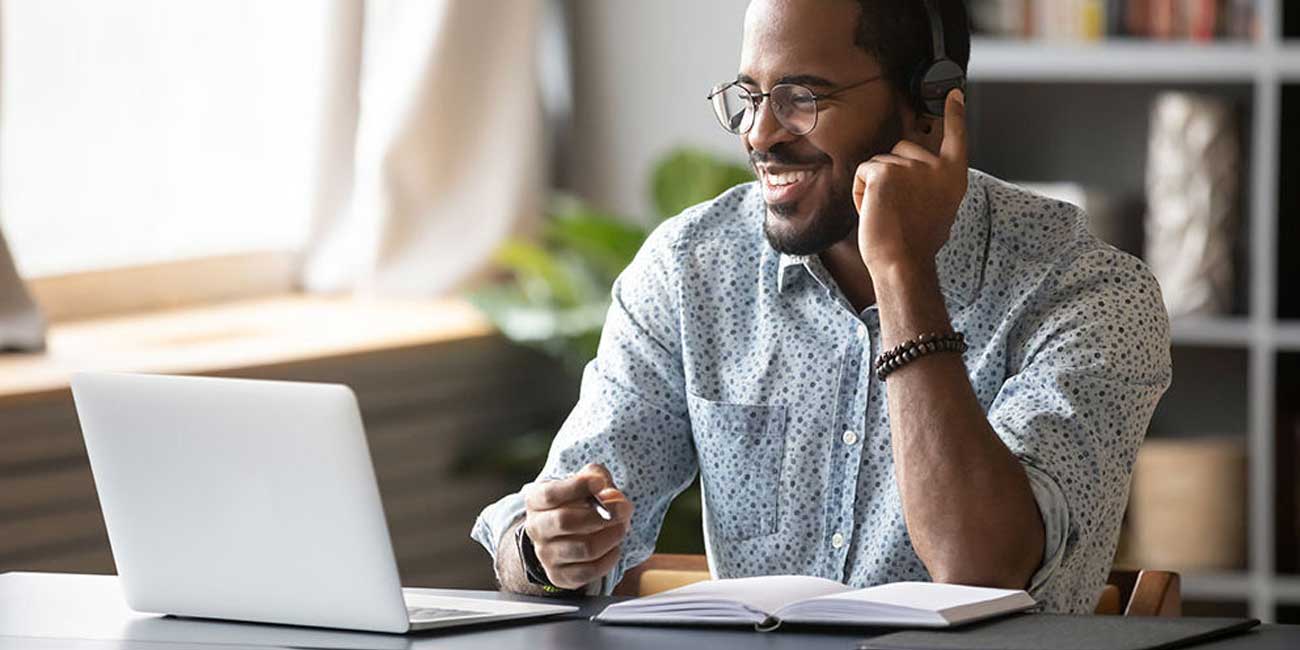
[615,554,1181,617]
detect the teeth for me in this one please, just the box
[767,170,812,186]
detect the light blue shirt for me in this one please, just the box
[472,169,1171,614]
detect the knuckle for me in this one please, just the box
[575,537,596,560]
[522,484,541,508]
[554,508,582,532]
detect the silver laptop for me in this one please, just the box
[71,371,576,634]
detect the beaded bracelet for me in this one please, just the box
[874,331,967,381]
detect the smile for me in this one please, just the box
[760,165,822,206]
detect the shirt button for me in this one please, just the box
[842,430,858,445]
[856,324,867,341]
[831,532,845,549]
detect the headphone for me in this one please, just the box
[913,0,966,117]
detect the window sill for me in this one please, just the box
[0,294,493,403]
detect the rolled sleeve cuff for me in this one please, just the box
[1022,461,1070,596]
[470,491,527,562]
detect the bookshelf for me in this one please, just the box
[966,1,1292,623]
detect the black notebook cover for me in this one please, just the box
[858,614,1259,650]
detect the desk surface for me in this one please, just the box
[3,572,1298,650]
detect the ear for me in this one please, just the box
[897,94,943,154]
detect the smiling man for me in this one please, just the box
[472,0,1171,614]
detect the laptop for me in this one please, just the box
[70,371,577,633]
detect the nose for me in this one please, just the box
[745,96,798,154]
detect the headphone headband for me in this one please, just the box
[922,0,946,62]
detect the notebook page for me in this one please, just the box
[605,575,851,620]
[779,581,1032,622]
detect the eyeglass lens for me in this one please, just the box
[711,84,817,136]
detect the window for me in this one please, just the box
[1,0,330,278]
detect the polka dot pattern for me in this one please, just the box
[472,170,1172,615]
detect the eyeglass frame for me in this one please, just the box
[705,75,884,136]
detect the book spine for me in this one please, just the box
[1151,0,1174,39]
[1080,0,1106,40]
[1127,0,1152,38]
[1106,0,1127,37]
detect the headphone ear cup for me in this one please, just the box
[914,58,966,117]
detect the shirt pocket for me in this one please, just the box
[687,394,787,541]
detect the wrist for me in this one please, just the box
[515,522,583,595]
[868,256,938,295]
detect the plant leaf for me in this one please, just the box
[545,213,647,281]
[492,240,581,307]
[651,148,754,221]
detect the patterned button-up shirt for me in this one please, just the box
[473,169,1171,614]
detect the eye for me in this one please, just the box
[790,95,815,109]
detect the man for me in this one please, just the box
[472,0,1170,614]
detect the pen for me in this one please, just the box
[589,495,613,521]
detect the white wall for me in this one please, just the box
[565,0,752,222]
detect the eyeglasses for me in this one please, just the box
[706,76,883,136]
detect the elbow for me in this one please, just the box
[924,548,1040,591]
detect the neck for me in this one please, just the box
[819,237,875,313]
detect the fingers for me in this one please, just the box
[523,463,618,510]
[536,520,630,566]
[939,88,967,167]
[544,544,623,591]
[526,502,624,539]
[868,153,917,168]
[889,140,935,165]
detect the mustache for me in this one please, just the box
[749,145,831,168]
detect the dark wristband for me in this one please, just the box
[874,331,967,380]
[515,523,575,594]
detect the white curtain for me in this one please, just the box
[301,0,544,297]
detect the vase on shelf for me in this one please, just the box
[1144,92,1240,318]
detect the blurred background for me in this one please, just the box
[0,0,1296,624]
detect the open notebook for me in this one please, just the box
[595,576,1036,630]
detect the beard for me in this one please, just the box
[759,107,904,256]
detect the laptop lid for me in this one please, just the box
[72,372,412,633]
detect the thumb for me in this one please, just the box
[579,463,633,521]
[939,88,967,167]
[578,463,617,495]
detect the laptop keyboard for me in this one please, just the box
[407,606,488,622]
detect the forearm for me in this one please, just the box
[872,260,1044,589]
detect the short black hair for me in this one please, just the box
[853,0,971,104]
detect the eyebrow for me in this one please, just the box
[735,73,838,88]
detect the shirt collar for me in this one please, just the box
[775,169,990,310]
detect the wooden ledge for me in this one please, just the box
[0,294,493,403]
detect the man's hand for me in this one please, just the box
[520,463,633,590]
[853,88,968,274]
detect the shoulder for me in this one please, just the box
[973,170,1163,304]
[976,170,1100,265]
[972,171,1170,377]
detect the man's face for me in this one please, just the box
[739,0,904,256]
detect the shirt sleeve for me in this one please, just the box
[985,247,1172,614]
[470,220,698,594]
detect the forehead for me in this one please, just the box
[740,0,875,84]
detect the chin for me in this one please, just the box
[762,194,856,257]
